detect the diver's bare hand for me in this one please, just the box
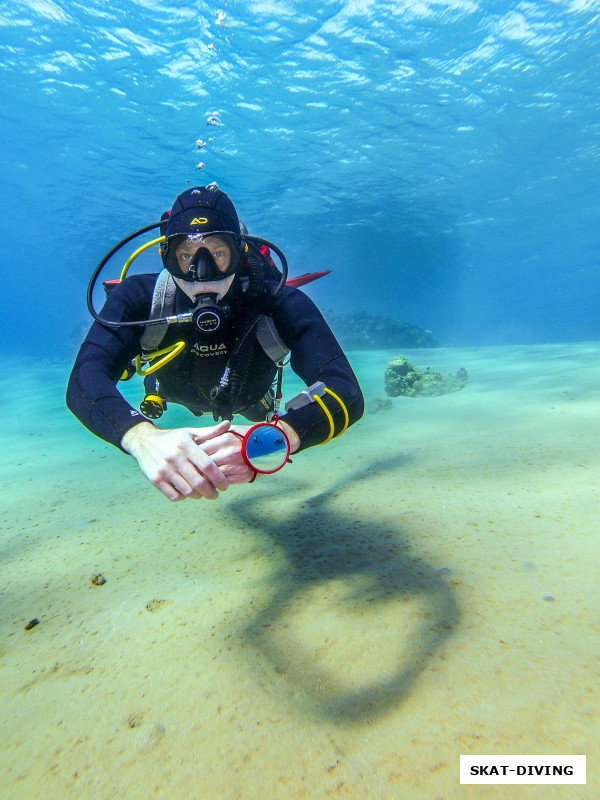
[121,421,231,501]
[201,427,257,484]
[199,420,301,484]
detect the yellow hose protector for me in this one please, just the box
[313,388,349,445]
[119,236,165,282]
[116,236,183,377]
[135,341,185,376]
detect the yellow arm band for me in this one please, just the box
[284,381,350,446]
[313,393,335,444]
[324,387,349,437]
[313,388,350,445]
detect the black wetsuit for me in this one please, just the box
[66,273,364,451]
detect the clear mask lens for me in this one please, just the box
[165,233,237,281]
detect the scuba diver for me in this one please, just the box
[66,185,364,501]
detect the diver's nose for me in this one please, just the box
[190,247,212,280]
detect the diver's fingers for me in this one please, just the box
[191,433,255,484]
[185,443,229,494]
[154,467,220,502]
[154,478,186,502]
[187,420,231,444]
[201,431,246,457]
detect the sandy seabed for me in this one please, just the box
[0,343,598,800]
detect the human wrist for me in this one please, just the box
[276,420,300,454]
[121,421,156,456]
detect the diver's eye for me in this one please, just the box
[180,253,193,262]
[214,250,225,259]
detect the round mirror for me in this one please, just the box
[243,423,290,473]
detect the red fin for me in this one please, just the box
[103,279,121,295]
[285,270,331,288]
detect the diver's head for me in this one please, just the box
[161,185,242,282]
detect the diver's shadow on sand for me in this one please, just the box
[228,455,459,724]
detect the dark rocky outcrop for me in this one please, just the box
[323,310,439,350]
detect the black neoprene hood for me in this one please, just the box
[164,186,241,238]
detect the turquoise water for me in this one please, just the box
[1,0,600,353]
[1,3,599,798]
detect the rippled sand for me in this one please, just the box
[1,344,598,800]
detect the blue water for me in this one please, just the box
[1,0,599,356]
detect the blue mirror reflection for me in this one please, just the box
[244,424,289,473]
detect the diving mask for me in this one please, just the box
[162,232,240,282]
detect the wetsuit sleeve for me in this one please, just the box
[271,287,364,451]
[66,278,153,449]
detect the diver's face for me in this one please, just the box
[175,235,231,275]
